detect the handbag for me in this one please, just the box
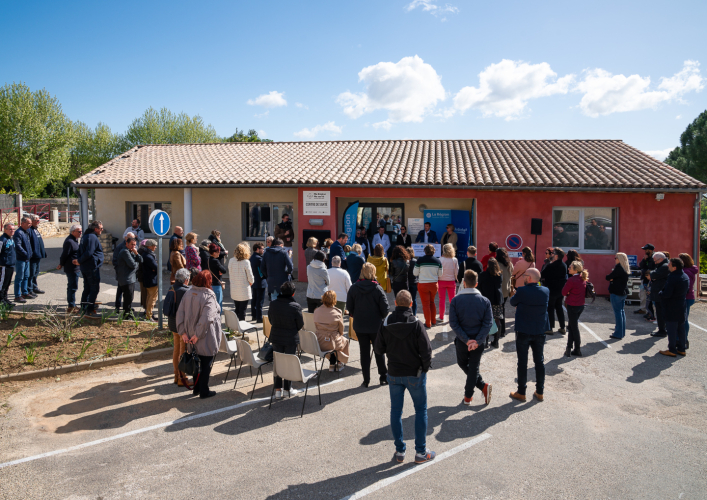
[385,277,392,294]
[489,318,499,336]
[585,281,596,302]
[258,339,274,362]
[178,345,201,376]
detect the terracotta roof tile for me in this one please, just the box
[72,140,706,191]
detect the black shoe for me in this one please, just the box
[380,377,389,386]
[571,349,582,357]
[564,347,572,357]
[557,327,566,335]
[23,294,36,299]
[361,381,369,388]
[33,289,45,294]
[200,390,216,399]
[609,335,622,340]
[685,340,689,349]
[192,387,200,396]
[491,340,499,348]
[650,332,667,338]
[634,309,646,314]
[15,296,26,303]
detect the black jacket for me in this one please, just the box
[206,256,227,286]
[375,306,432,377]
[346,253,365,282]
[167,282,191,333]
[199,246,210,272]
[541,259,567,294]
[0,233,16,267]
[13,227,32,262]
[268,295,304,346]
[346,279,389,334]
[113,240,126,270]
[208,235,227,265]
[478,270,502,305]
[261,245,293,291]
[116,247,144,286]
[142,249,159,288]
[408,257,418,287]
[28,226,46,260]
[458,256,483,282]
[77,230,104,273]
[650,260,670,299]
[136,246,149,283]
[390,258,409,284]
[606,264,629,296]
[395,234,412,248]
[659,270,689,322]
[639,255,656,285]
[249,253,266,288]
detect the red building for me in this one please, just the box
[74,139,705,295]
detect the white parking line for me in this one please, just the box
[563,306,610,349]
[0,379,344,470]
[340,433,492,500]
[688,322,707,333]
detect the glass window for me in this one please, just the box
[244,202,294,239]
[128,202,172,235]
[553,207,616,252]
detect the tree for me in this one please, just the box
[0,82,75,196]
[70,121,123,179]
[665,110,707,182]
[121,107,220,148]
[224,128,272,143]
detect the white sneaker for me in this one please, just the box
[274,389,283,399]
[336,363,346,372]
[286,388,301,397]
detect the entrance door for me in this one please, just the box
[357,203,405,241]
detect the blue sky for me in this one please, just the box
[2,0,705,159]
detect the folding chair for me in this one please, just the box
[218,333,238,383]
[298,329,335,377]
[269,351,320,417]
[302,311,316,333]
[233,339,271,399]
[225,310,260,349]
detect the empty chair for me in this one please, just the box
[218,333,238,382]
[233,338,271,399]
[225,310,260,349]
[302,311,316,333]
[298,329,334,376]
[269,351,320,417]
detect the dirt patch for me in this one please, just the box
[0,312,173,375]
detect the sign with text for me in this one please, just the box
[422,209,471,260]
[343,201,359,243]
[303,191,330,216]
[627,255,638,268]
[412,243,441,258]
[407,217,424,234]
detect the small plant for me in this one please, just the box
[75,340,94,362]
[40,305,82,343]
[5,322,26,348]
[21,306,27,320]
[104,343,115,357]
[100,309,116,325]
[24,342,42,365]
[133,315,140,328]
[53,349,64,367]
[0,302,11,320]
[116,312,125,326]
[118,335,131,352]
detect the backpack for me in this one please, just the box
[163,286,176,316]
[585,281,596,302]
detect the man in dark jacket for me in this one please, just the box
[141,240,159,320]
[77,220,104,316]
[346,244,366,283]
[509,268,550,402]
[650,252,670,337]
[346,262,389,387]
[637,243,656,317]
[261,238,293,302]
[658,258,690,356]
[27,216,47,295]
[115,236,144,317]
[13,216,34,301]
[328,233,348,270]
[249,242,267,322]
[56,225,82,312]
[113,232,134,313]
[450,269,493,406]
[375,289,435,464]
[355,227,370,259]
[167,268,191,334]
[540,247,568,334]
[457,245,483,283]
[268,281,304,398]
[0,223,16,305]
[415,222,438,244]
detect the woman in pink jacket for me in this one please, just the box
[680,253,698,349]
[512,247,536,288]
[562,260,588,358]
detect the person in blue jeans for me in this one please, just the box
[680,253,698,349]
[606,253,630,339]
[77,221,104,316]
[509,268,550,402]
[12,216,34,302]
[28,215,47,294]
[374,290,434,465]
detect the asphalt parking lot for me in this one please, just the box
[0,236,706,499]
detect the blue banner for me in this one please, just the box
[423,209,471,260]
[343,201,359,244]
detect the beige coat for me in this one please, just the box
[313,305,349,363]
[500,261,514,298]
[176,286,223,357]
[170,251,186,283]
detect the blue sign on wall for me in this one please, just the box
[627,254,638,268]
[343,201,359,244]
[423,209,471,260]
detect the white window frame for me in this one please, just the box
[552,206,617,254]
[243,202,294,241]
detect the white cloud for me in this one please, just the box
[295,102,308,109]
[254,110,269,118]
[259,130,267,138]
[337,55,445,125]
[372,120,392,130]
[247,91,287,108]
[293,121,342,139]
[452,59,574,120]
[644,148,673,161]
[676,115,682,119]
[575,60,703,117]
[405,0,458,16]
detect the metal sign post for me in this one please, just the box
[148,209,171,330]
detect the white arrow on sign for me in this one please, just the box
[159,213,164,234]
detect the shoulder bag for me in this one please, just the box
[209,259,225,290]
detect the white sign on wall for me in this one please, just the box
[303,191,330,216]
[412,243,441,258]
[407,218,424,235]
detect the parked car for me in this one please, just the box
[70,210,93,223]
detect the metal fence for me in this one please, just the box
[0,204,52,227]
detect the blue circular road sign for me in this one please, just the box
[148,210,171,237]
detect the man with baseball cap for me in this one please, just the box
[649,252,669,337]
[637,244,655,318]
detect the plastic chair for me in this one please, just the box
[225,310,260,349]
[268,351,320,417]
[233,339,271,399]
[299,329,335,377]
[218,333,238,383]
[263,317,271,338]
[302,311,316,333]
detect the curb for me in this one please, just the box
[0,347,173,383]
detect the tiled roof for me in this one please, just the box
[72,140,705,191]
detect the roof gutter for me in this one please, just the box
[69,182,706,193]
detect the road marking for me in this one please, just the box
[340,433,492,500]
[563,306,610,349]
[0,379,344,469]
[688,321,707,333]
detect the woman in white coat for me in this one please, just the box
[228,242,254,320]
